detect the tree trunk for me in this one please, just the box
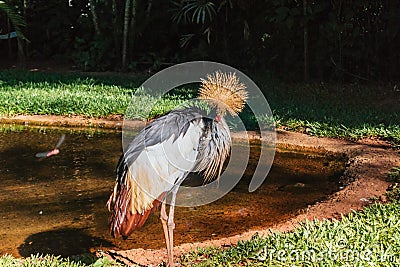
[112,0,120,68]
[146,0,152,19]
[17,37,25,67]
[20,0,27,66]
[89,0,101,36]
[122,0,131,70]
[129,0,136,54]
[7,18,13,59]
[303,0,309,81]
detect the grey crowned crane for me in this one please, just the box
[107,71,248,267]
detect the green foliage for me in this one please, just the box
[387,166,400,201]
[0,75,133,116]
[1,70,399,146]
[2,0,400,80]
[261,82,400,145]
[274,119,400,144]
[72,37,114,71]
[181,202,400,266]
[386,183,400,202]
[171,0,221,48]
[171,0,216,25]
[0,70,186,118]
[0,255,123,267]
[388,167,400,183]
[0,0,27,40]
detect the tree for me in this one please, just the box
[171,0,217,47]
[303,0,309,81]
[89,0,101,36]
[121,0,132,70]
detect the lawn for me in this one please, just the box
[181,201,400,266]
[0,70,399,145]
[0,254,122,267]
[0,70,186,119]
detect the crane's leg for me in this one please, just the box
[166,186,179,267]
[163,175,186,267]
[160,201,171,261]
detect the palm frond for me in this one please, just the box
[0,1,28,41]
[179,33,195,48]
[171,0,216,25]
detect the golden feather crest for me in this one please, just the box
[199,71,248,116]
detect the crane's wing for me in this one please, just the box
[107,108,205,238]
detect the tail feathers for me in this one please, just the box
[107,183,165,238]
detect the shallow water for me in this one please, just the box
[0,125,344,257]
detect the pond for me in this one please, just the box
[0,124,345,257]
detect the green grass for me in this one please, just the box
[386,167,400,201]
[388,167,400,182]
[180,201,400,266]
[0,70,399,145]
[0,70,186,119]
[0,255,122,267]
[259,82,400,144]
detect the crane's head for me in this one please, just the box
[199,71,248,119]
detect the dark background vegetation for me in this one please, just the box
[1,0,399,81]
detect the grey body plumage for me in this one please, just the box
[115,107,230,186]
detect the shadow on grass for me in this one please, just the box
[0,69,148,88]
